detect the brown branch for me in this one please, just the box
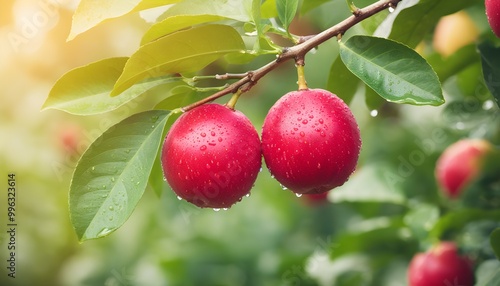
[181,0,402,112]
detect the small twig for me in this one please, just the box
[181,0,401,112]
[215,73,248,80]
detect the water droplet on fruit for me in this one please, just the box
[388,6,395,13]
[218,137,223,142]
[320,131,326,137]
[302,119,308,124]
[309,114,314,119]
[111,177,115,182]
[177,196,182,201]
[295,193,303,197]
[280,184,288,190]
[91,166,96,171]
[201,132,206,137]
[317,163,321,169]
[245,193,251,198]
[200,145,207,151]
[223,208,229,211]
[211,131,216,136]
[297,110,301,114]
[208,142,216,146]
[370,110,379,117]
[318,119,324,124]
[300,131,305,137]
[109,206,114,211]
[163,177,167,182]
[108,216,114,221]
[206,164,211,170]
[213,208,220,212]
[455,122,465,130]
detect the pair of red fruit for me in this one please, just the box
[161,88,361,209]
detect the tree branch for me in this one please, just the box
[181,0,402,112]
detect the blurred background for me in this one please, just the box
[1,0,499,285]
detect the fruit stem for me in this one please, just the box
[226,89,243,110]
[296,62,308,91]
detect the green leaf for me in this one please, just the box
[339,36,444,106]
[300,0,329,15]
[330,164,406,204]
[478,41,500,108]
[476,260,500,286]
[142,0,254,45]
[427,44,479,82]
[364,85,386,112]
[327,55,359,105]
[111,24,246,96]
[491,228,500,259]
[153,86,199,110]
[261,0,278,18]
[429,209,500,240]
[148,112,183,198]
[68,0,180,40]
[69,110,171,241]
[141,15,226,44]
[42,57,185,115]
[329,218,416,259]
[276,0,299,30]
[159,0,252,22]
[404,203,440,241]
[376,0,483,48]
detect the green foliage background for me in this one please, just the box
[1,0,500,285]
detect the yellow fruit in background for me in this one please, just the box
[433,11,479,57]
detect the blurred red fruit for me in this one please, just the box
[408,241,474,286]
[435,139,492,199]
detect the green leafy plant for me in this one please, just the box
[42,0,500,284]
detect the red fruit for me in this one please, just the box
[261,89,361,194]
[408,241,474,286]
[161,104,261,208]
[435,139,492,199]
[486,0,500,38]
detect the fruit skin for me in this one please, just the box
[486,0,500,38]
[408,241,474,286]
[433,11,479,57]
[161,104,261,208]
[261,88,361,194]
[435,139,492,199]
